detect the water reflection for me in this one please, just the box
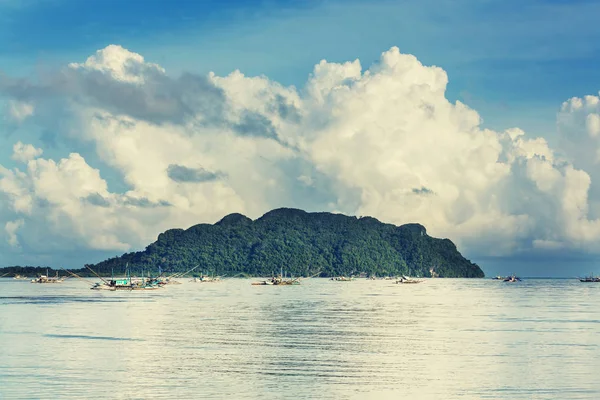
[1,278,600,399]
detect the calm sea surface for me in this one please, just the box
[1,278,600,399]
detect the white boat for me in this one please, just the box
[31,271,65,284]
[395,276,423,284]
[330,276,354,281]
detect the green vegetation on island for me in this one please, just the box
[86,208,484,278]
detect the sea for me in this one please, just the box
[1,277,599,399]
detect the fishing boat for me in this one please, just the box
[395,276,423,284]
[31,270,65,283]
[251,279,275,286]
[492,276,504,280]
[579,275,600,282]
[91,277,161,291]
[87,264,161,291]
[252,267,302,286]
[503,275,521,282]
[330,276,354,281]
[252,275,300,286]
[13,274,29,280]
[191,273,222,283]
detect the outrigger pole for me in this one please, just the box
[165,264,200,280]
[85,265,112,285]
[60,267,97,286]
[290,270,322,284]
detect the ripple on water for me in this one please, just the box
[1,278,600,399]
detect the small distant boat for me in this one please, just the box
[191,275,221,283]
[13,274,29,280]
[503,275,521,283]
[492,276,504,280]
[31,270,65,284]
[251,279,274,286]
[252,275,300,286]
[31,275,65,284]
[395,276,423,284]
[579,276,600,283]
[330,276,354,281]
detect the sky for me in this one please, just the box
[2,0,600,276]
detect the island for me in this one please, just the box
[86,208,484,278]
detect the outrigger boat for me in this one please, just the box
[503,275,521,282]
[90,277,161,291]
[191,272,222,283]
[87,264,201,290]
[31,270,66,283]
[252,268,301,286]
[395,276,423,284]
[330,276,354,281]
[579,275,600,283]
[87,264,161,291]
[251,268,320,286]
[252,275,300,286]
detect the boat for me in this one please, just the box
[191,273,222,283]
[503,275,521,282]
[31,270,66,283]
[492,276,504,280]
[395,275,423,284]
[579,275,600,283]
[91,277,161,291]
[88,264,161,291]
[13,274,29,280]
[330,276,354,281]
[31,275,66,283]
[252,275,300,286]
[251,279,274,286]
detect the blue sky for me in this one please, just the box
[2,0,600,275]
[3,0,600,117]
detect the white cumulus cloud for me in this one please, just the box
[11,141,43,163]
[1,44,600,267]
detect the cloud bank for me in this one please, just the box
[1,44,599,267]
